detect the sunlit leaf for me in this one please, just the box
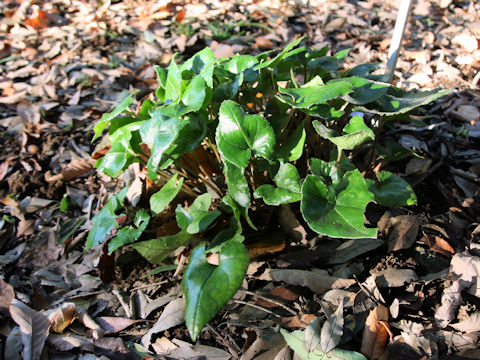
[254,163,301,205]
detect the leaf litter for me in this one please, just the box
[0,0,480,358]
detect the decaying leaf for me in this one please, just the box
[46,302,77,333]
[386,215,419,252]
[46,158,95,182]
[0,278,15,316]
[450,312,480,333]
[320,299,344,354]
[258,268,355,295]
[361,305,391,360]
[9,299,51,360]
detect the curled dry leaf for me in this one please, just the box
[422,232,455,257]
[387,215,419,252]
[46,158,95,182]
[361,304,391,360]
[0,278,15,316]
[46,302,77,333]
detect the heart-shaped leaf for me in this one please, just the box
[140,111,180,180]
[367,171,417,207]
[92,91,137,141]
[278,80,354,109]
[276,121,306,162]
[216,100,275,168]
[301,170,377,239]
[132,230,190,264]
[108,209,150,254]
[313,116,374,151]
[254,163,301,205]
[183,240,249,341]
[86,187,128,249]
[181,47,215,88]
[175,194,221,234]
[150,174,184,215]
[224,161,250,208]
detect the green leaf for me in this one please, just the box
[92,91,137,142]
[301,171,377,239]
[108,209,150,254]
[150,174,184,215]
[225,54,258,74]
[86,188,128,249]
[132,230,190,264]
[181,48,216,88]
[368,171,417,207]
[313,116,374,150]
[357,87,452,115]
[281,329,367,360]
[181,76,206,111]
[278,80,354,109]
[165,56,182,101]
[338,77,390,105]
[254,36,305,70]
[216,100,275,168]
[377,141,417,161]
[140,110,180,180]
[95,142,131,178]
[276,121,306,162]
[222,193,256,230]
[254,163,301,205]
[175,194,221,234]
[224,161,250,208]
[183,241,249,341]
[60,195,68,212]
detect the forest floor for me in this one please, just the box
[1,0,480,359]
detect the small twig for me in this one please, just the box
[207,324,240,360]
[238,289,298,316]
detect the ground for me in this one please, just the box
[1,0,480,359]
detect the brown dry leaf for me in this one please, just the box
[152,336,178,355]
[279,204,307,243]
[246,236,285,259]
[47,158,95,182]
[180,145,217,178]
[423,233,455,257]
[211,42,234,59]
[0,278,15,316]
[275,314,316,329]
[0,160,9,181]
[361,305,390,360]
[255,286,300,308]
[387,215,419,252]
[24,6,51,30]
[47,303,78,333]
[9,299,51,360]
[16,219,35,237]
[175,8,186,22]
[258,268,355,295]
[253,36,275,49]
[95,316,145,333]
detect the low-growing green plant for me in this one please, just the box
[86,37,449,342]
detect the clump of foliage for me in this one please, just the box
[87,37,449,341]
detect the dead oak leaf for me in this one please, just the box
[361,305,391,360]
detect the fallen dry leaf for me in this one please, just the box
[361,304,391,360]
[275,314,316,329]
[95,316,146,333]
[255,286,300,308]
[46,303,78,333]
[422,232,455,257]
[46,158,95,182]
[387,215,419,252]
[9,299,51,360]
[0,278,15,316]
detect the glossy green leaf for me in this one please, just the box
[254,163,301,205]
[183,241,249,341]
[224,161,250,208]
[278,80,354,109]
[208,216,244,252]
[313,116,374,150]
[338,77,390,105]
[216,100,275,168]
[165,56,181,102]
[357,88,452,115]
[281,329,367,360]
[150,174,184,215]
[276,121,306,162]
[92,91,137,142]
[222,193,256,230]
[108,209,150,254]
[175,194,221,234]
[181,48,215,88]
[140,110,180,180]
[181,76,206,111]
[86,188,128,249]
[301,170,377,239]
[254,36,305,70]
[95,141,131,178]
[368,171,417,207]
[132,230,190,264]
[225,54,258,74]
